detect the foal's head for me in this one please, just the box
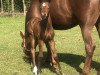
[40,1,50,19]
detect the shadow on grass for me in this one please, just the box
[58,53,100,75]
[23,52,100,75]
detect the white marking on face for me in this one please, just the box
[33,66,38,75]
[42,3,46,7]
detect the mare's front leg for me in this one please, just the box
[29,35,37,75]
[37,40,44,75]
[80,25,95,75]
[79,2,100,74]
[48,39,64,75]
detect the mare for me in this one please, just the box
[20,1,63,75]
[24,0,100,75]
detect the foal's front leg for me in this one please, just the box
[29,35,37,75]
[37,39,44,75]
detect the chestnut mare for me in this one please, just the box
[22,0,100,75]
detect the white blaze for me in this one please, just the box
[42,3,46,7]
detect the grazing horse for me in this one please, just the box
[20,1,63,75]
[24,0,100,75]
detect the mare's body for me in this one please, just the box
[25,0,100,75]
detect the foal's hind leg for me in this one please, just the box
[37,40,44,75]
[45,42,51,63]
[45,41,58,69]
[95,17,100,38]
[48,39,64,75]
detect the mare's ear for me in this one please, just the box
[20,31,25,39]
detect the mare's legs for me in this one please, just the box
[80,24,95,75]
[95,17,100,38]
[79,2,100,74]
[48,39,64,75]
[37,40,44,75]
[80,14,99,75]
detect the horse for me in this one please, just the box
[24,0,100,75]
[20,1,63,75]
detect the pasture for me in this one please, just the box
[0,16,100,75]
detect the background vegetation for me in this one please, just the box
[0,0,31,16]
[0,16,100,75]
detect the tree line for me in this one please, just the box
[0,0,31,16]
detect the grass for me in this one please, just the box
[0,16,100,75]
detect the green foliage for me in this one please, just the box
[2,0,9,12]
[1,0,31,12]
[0,16,100,75]
[14,0,23,12]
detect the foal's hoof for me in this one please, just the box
[81,72,89,75]
[32,66,38,75]
[51,67,57,73]
[61,73,65,75]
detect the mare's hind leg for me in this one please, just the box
[79,3,100,74]
[37,40,44,75]
[95,17,100,38]
[80,24,96,75]
[80,15,99,75]
[48,39,64,75]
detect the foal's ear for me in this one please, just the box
[39,0,51,3]
[39,0,42,3]
[48,0,51,2]
[20,31,25,39]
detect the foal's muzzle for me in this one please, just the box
[41,14,47,20]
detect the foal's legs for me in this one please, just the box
[48,39,64,75]
[29,35,37,75]
[45,42,51,63]
[45,41,58,69]
[95,17,100,38]
[37,40,44,75]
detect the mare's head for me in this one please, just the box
[40,0,50,19]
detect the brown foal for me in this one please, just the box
[20,1,63,75]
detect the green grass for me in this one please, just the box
[0,16,100,75]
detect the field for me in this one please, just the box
[0,16,100,75]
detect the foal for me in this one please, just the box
[20,1,63,75]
